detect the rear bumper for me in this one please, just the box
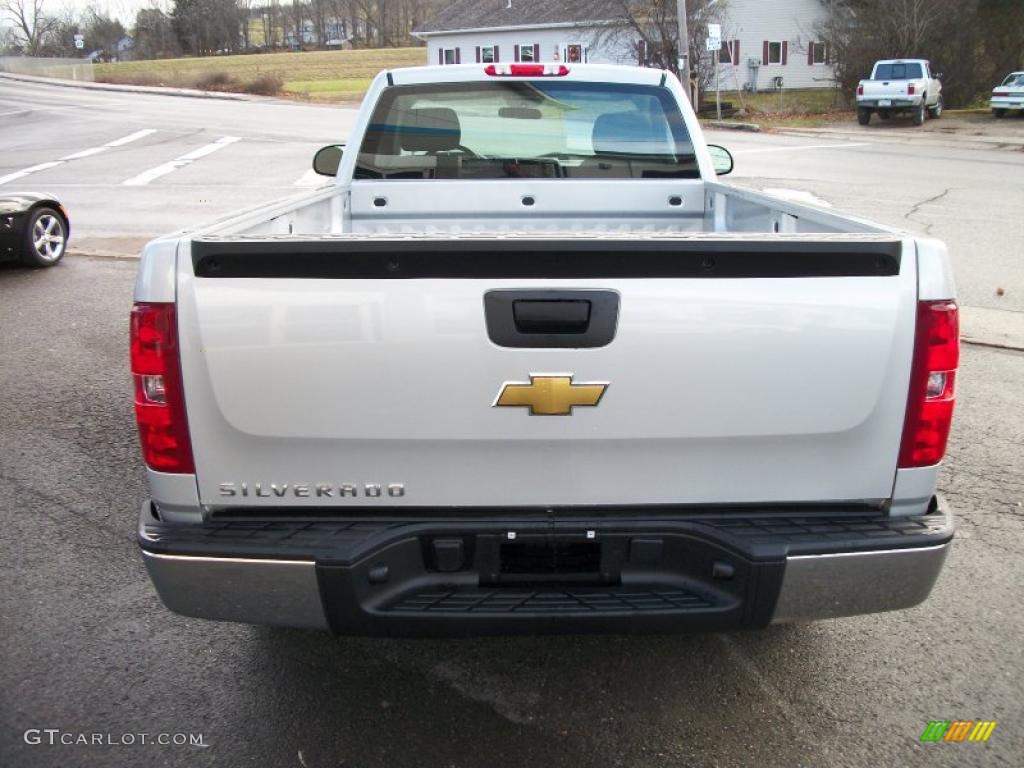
[139,499,953,635]
[858,99,919,109]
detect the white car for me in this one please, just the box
[991,71,1024,118]
[856,59,943,126]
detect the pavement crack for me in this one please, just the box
[904,186,954,235]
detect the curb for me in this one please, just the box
[0,71,252,101]
[705,120,761,132]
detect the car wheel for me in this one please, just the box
[992,108,1006,118]
[912,102,925,126]
[879,110,891,119]
[928,96,943,119]
[857,107,871,125]
[21,207,67,268]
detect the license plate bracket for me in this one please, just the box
[878,99,892,107]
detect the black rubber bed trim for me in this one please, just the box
[191,238,902,279]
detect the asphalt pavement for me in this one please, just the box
[1,255,1021,767]
[0,76,358,256]
[1,77,1023,768]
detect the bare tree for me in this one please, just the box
[2,0,57,55]
[588,1,725,92]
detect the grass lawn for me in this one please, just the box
[93,47,426,101]
[699,87,854,127]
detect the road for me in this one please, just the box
[1,78,1023,767]
[1,255,1021,768]
[1,76,1023,320]
[0,77,358,256]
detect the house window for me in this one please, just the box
[719,40,739,65]
[810,41,826,65]
[517,43,538,62]
[564,43,585,64]
[767,41,782,65]
[481,45,495,63]
[442,47,459,65]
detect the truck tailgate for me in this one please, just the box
[178,236,916,510]
[862,81,913,99]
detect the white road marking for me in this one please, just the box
[62,129,158,160]
[0,129,157,185]
[0,161,63,185]
[293,168,325,187]
[105,129,158,147]
[761,188,833,208]
[732,142,870,155]
[123,136,241,186]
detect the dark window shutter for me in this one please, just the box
[824,43,830,65]
[534,43,540,61]
[476,46,481,63]
[514,44,520,62]
[733,40,739,65]
[438,48,443,65]
[762,40,769,65]
[638,38,646,66]
[494,45,500,62]
[808,42,814,65]
[782,41,788,65]
[455,47,461,64]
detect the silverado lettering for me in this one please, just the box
[218,482,406,498]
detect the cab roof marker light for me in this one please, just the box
[485,64,570,77]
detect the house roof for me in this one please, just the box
[415,0,627,35]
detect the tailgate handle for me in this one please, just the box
[513,300,591,334]
[485,290,619,349]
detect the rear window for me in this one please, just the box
[873,62,924,80]
[355,81,698,180]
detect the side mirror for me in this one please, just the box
[313,144,344,176]
[707,144,734,176]
[934,72,943,80]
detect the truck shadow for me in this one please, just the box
[236,622,831,766]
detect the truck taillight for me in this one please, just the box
[857,85,863,96]
[993,91,1009,97]
[907,84,915,95]
[130,302,194,473]
[898,301,959,468]
[485,64,569,77]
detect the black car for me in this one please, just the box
[1,192,70,268]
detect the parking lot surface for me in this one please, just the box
[1,256,1021,768]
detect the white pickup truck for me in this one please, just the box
[857,59,943,125]
[134,63,957,635]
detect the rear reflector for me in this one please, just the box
[486,64,569,77]
[130,302,194,473]
[898,301,959,468]
[907,84,915,95]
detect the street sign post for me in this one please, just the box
[706,25,723,120]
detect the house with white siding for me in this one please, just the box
[715,0,834,91]
[412,0,638,68]
[414,0,836,91]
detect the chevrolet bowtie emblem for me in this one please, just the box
[493,374,609,416]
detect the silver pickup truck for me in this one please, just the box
[134,63,957,635]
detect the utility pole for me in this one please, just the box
[676,0,691,101]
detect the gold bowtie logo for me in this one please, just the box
[493,375,609,416]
